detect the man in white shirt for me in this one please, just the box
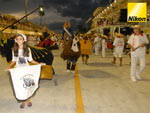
[94,34,101,55]
[112,33,124,66]
[102,36,107,57]
[128,25,149,82]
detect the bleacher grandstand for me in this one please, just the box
[0,13,42,32]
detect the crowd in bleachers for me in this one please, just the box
[96,18,114,27]
[0,12,61,48]
[0,13,42,32]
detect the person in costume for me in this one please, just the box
[39,25,58,50]
[62,21,74,41]
[80,35,92,64]
[61,21,80,73]
[5,34,44,109]
[107,33,113,51]
[128,25,149,82]
[41,25,49,41]
[112,33,124,66]
[0,32,55,78]
[61,36,80,73]
[38,33,58,51]
[48,34,59,50]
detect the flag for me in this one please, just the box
[9,65,41,100]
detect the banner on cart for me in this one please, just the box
[9,65,41,100]
[128,3,147,22]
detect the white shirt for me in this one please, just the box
[128,33,149,56]
[94,37,101,47]
[102,39,107,48]
[12,48,33,68]
[113,37,124,54]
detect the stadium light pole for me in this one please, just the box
[39,6,45,26]
[2,5,44,31]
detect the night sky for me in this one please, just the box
[0,0,113,33]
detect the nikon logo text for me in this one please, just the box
[128,3,147,22]
[128,16,147,22]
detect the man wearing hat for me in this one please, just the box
[112,33,124,66]
[128,25,149,82]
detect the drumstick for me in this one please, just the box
[134,46,140,51]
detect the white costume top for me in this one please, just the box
[128,33,149,56]
[94,37,101,47]
[71,38,79,52]
[12,48,33,68]
[113,37,124,54]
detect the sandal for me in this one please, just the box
[20,103,25,109]
[27,102,32,107]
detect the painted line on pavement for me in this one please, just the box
[75,66,85,113]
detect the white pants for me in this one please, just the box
[102,47,106,57]
[113,52,122,58]
[131,55,146,79]
[95,46,100,55]
[113,47,123,58]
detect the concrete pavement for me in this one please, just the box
[0,50,150,113]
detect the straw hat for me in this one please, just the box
[116,33,124,37]
[132,25,141,29]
